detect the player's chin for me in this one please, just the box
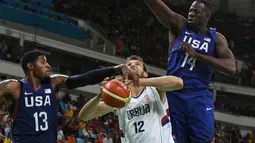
[187,21,196,25]
[43,74,51,80]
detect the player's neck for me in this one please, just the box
[131,86,145,97]
[26,76,41,91]
[189,24,207,34]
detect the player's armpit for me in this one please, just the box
[79,95,116,121]
[144,0,186,33]
[139,76,183,91]
[157,89,166,104]
[0,79,20,100]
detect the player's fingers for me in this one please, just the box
[101,77,110,86]
[124,79,131,86]
[115,75,124,81]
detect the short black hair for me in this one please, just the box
[195,0,212,13]
[126,55,148,72]
[21,51,45,73]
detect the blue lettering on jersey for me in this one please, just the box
[127,104,150,120]
[167,25,216,90]
[11,79,57,143]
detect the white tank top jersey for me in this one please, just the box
[117,86,171,143]
[161,99,175,143]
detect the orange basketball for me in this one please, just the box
[101,79,131,108]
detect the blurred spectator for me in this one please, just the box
[11,46,24,63]
[0,36,8,60]
[102,132,113,143]
[64,104,74,118]
[251,69,255,87]
[63,118,79,137]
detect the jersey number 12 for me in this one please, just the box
[34,112,49,131]
[133,121,145,133]
[181,53,196,71]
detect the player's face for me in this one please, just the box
[126,60,148,78]
[188,2,209,27]
[33,56,51,80]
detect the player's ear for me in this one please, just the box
[207,13,211,20]
[27,63,34,71]
[143,72,148,78]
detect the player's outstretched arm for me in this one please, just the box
[181,32,236,76]
[139,76,183,91]
[144,0,187,33]
[0,80,20,99]
[51,64,139,90]
[78,94,116,121]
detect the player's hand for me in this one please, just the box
[180,42,198,58]
[100,77,110,87]
[117,64,139,86]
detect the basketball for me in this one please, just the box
[101,79,131,108]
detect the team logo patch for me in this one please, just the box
[144,95,149,100]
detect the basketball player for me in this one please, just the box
[0,51,137,143]
[144,0,236,142]
[79,55,182,143]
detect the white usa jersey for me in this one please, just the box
[161,99,175,143]
[117,86,166,143]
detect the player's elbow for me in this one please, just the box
[173,77,183,90]
[162,76,183,91]
[227,61,236,76]
[230,64,237,76]
[78,112,89,121]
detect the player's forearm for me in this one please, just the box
[196,53,236,76]
[78,95,102,121]
[65,66,123,89]
[139,76,183,91]
[144,0,172,29]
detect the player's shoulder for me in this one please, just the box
[145,86,158,93]
[1,79,20,87]
[50,74,69,78]
[0,79,21,95]
[215,31,224,37]
[215,31,227,43]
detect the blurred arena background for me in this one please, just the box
[0,0,254,142]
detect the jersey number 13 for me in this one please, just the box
[34,112,49,131]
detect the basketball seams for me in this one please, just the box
[102,87,129,103]
[110,81,130,98]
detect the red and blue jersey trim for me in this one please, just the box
[161,108,170,127]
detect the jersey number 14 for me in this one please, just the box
[34,112,49,131]
[181,53,197,71]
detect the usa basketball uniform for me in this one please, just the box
[10,79,57,143]
[166,25,216,143]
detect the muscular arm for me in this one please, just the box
[0,80,20,100]
[139,76,183,91]
[51,65,127,90]
[78,94,116,121]
[195,32,236,76]
[144,0,187,33]
[139,76,183,102]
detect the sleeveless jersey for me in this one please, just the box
[161,99,174,143]
[118,86,166,143]
[11,79,57,143]
[167,25,216,90]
